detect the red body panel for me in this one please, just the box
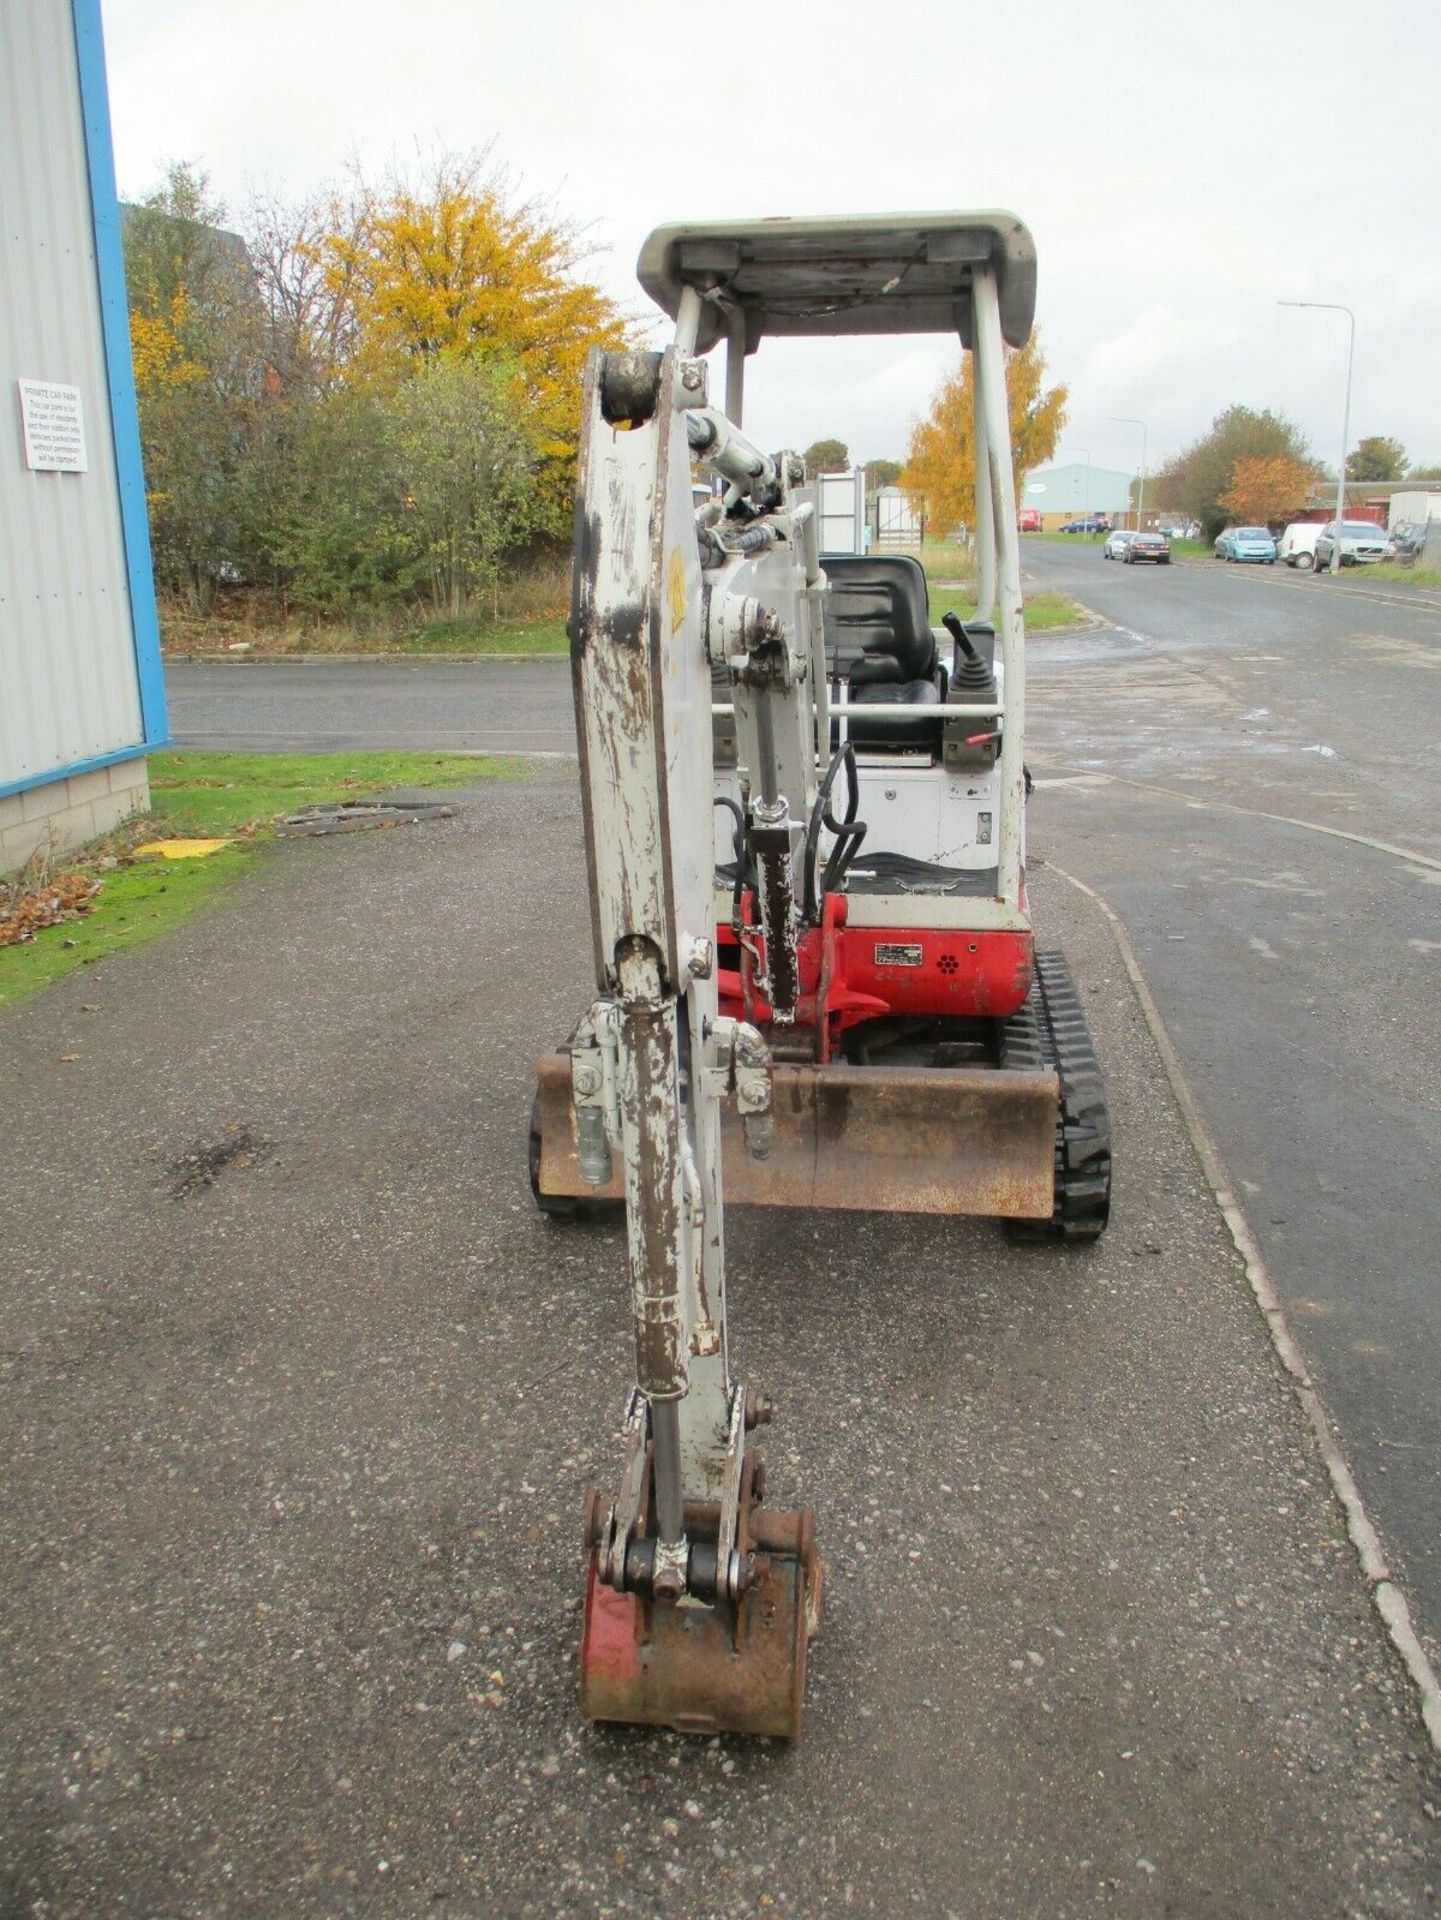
[837,924,1033,1015]
[717,890,1033,1060]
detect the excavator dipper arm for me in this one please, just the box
[568,335,820,1738]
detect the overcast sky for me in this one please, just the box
[103,0,1440,480]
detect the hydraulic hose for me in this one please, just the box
[803,743,866,923]
[714,794,754,927]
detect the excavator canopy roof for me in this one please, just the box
[636,212,1036,356]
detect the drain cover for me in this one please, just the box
[275,799,456,837]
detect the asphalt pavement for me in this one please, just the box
[163,557,1441,1675]
[3,771,1437,1917]
[1017,541,1441,1664]
[166,656,576,756]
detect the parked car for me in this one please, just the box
[1059,514,1109,534]
[1017,507,1042,532]
[1102,529,1134,560]
[1214,525,1277,564]
[1158,520,1199,542]
[1313,520,1394,570]
[1277,522,1321,570]
[1391,521,1431,566]
[1123,529,1171,565]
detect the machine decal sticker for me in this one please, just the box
[667,547,687,633]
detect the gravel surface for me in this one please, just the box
[2,768,1437,1917]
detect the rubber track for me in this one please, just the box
[1002,950,1112,1240]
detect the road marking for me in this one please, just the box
[1047,857,1441,1753]
[1177,560,1441,618]
[1036,764,1441,875]
[1233,870,1325,896]
[1249,936,1279,961]
[1352,633,1441,672]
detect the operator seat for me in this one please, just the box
[822,553,941,747]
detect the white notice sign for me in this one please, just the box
[17,379,88,472]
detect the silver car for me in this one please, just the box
[1313,520,1393,570]
[1102,529,1135,560]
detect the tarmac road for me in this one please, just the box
[1016,541,1441,856]
[2,773,1437,1916]
[165,555,1441,1668]
[1017,540,1441,1659]
[167,655,576,756]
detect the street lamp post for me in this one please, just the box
[1062,446,1091,525]
[1113,418,1147,529]
[1278,300,1355,576]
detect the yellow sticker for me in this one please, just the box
[667,547,687,633]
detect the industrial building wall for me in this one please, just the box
[0,0,165,836]
[1021,463,1136,519]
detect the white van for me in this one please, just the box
[1278,523,1321,570]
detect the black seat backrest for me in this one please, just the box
[821,554,935,686]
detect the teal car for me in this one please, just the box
[1214,525,1277,563]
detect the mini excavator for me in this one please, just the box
[529,213,1111,1740]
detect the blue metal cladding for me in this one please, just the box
[0,745,153,804]
[69,0,169,753]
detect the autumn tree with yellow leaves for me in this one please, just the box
[318,156,625,518]
[901,333,1067,541]
[123,152,627,618]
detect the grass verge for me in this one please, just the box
[1343,561,1441,587]
[911,544,1086,630]
[401,616,566,655]
[1017,592,1089,631]
[913,540,976,583]
[163,609,568,658]
[0,847,253,1011]
[159,563,571,659]
[0,749,514,1013]
[146,749,519,833]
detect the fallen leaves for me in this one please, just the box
[0,863,102,949]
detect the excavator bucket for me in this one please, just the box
[535,1050,1058,1220]
[581,1506,822,1740]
